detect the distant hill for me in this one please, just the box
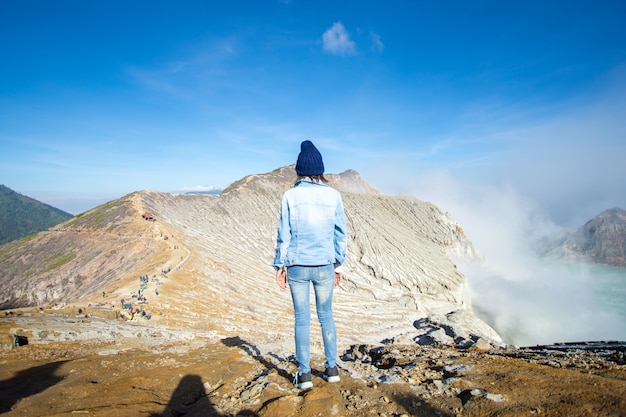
[0,184,73,245]
[537,207,626,268]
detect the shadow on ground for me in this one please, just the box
[0,360,68,413]
[221,335,293,383]
[150,372,259,417]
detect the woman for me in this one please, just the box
[273,140,348,390]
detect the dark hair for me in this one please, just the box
[297,174,328,184]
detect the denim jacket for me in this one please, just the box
[273,179,347,270]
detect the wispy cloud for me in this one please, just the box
[126,37,240,99]
[322,22,356,56]
[370,31,384,53]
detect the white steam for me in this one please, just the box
[413,172,626,346]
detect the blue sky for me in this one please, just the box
[1,0,625,225]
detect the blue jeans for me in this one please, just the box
[287,264,337,374]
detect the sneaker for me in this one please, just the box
[324,366,340,382]
[293,372,313,390]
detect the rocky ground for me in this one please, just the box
[0,321,625,417]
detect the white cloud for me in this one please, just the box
[179,185,223,193]
[322,22,356,56]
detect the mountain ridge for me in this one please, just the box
[0,166,498,348]
[538,207,626,267]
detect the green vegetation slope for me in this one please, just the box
[0,184,73,245]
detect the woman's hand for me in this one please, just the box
[276,268,287,289]
[334,272,342,287]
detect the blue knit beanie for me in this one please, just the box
[295,140,324,176]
